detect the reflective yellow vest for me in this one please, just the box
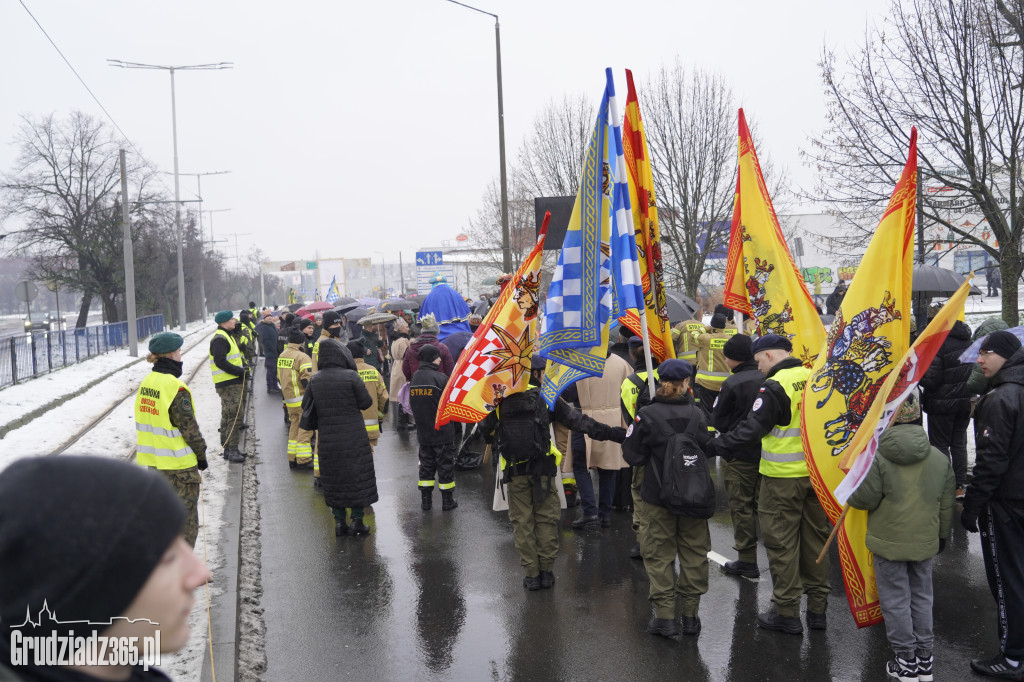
[357,365,384,438]
[209,328,243,384]
[759,364,812,478]
[135,371,198,470]
[620,369,659,421]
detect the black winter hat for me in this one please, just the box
[0,457,184,636]
[531,354,547,370]
[322,310,341,329]
[296,317,313,330]
[288,327,306,345]
[723,333,754,362]
[980,330,1022,359]
[347,339,366,358]
[710,313,728,330]
[714,304,735,321]
[418,344,442,363]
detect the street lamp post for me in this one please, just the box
[174,170,230,319]
[108,60,233,330]
[443,1,511,272]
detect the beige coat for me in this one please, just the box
[565,352,632,471]
[389,335,411,397]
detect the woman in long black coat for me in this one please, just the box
[300,339,378,537]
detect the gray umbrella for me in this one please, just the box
[357,312,397,325]
[664,290,700,325]
[912,265,982,296]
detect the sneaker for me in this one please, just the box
[523,575,541,591]
[916,653,933,682]
[756,608,803,635]
[539,570,555,589]
[680,615,701,636]
[886,655,918,681]
[723,560,760,579]
[646,616,679,638]
[970,655,1024,680]
[806,610,827,631]
[571,514,600,530]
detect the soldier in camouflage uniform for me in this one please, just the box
[135,331,208,547]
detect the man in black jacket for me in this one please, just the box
[963,331,1024,679]
[921,319,974,498]
[825,282,847,316]
[256,311,281,394]
[479,356,626,591]
[410,345,458,511]
[712,333,764,579]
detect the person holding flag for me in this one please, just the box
[707,334,830,634]
[847,390,954,682]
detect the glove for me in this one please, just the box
[961,509,979,533]
[937,538,947,554]
[610,426,627,443]
[197,459,209,472]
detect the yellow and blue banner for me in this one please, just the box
[538,68,642,408]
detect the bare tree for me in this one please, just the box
[516,94,594,199]
[806,0,1024,323]
[465,173,537,274]
[642,63,747,298]
[1,112,160,326]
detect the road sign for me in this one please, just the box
[416,251,443,266]
[15,281,38,303]
[416,266,455,294]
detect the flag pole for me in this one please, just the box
[631,259,657,396]
[816,503,849,564]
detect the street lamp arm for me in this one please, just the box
[442,0,497,20]
[107,59,234,70]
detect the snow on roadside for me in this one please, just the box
[0,320,210,429]
[0,325,214,471]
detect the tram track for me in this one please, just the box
[48,329,217,459]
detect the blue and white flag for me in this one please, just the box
[326,276,341,304]
[537,68,640,408]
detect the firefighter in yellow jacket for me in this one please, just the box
[278,327,314,468]
[135,332,208,547]
[694,312,739,427]
[674,315,707,364]
[348,338,389,450]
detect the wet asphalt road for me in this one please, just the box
[253,365,1000,681]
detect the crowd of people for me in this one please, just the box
[3,287,1022,681]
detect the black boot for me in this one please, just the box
[334,519,349,537]
[421,488,433,510]
[348,520,371,536]
[441,489,458,511]
[539,570,555,589]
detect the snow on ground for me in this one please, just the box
[0,324,213,469]
[1,321,236,682]
[0,320,210,431]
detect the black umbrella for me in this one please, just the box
[286,302,304,312]
[664,290,700,325]
[912,265,982,296]
[333,302,363,315]
[381,299,420,312]
[343,306,370,322]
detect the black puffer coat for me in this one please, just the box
[966,348,1024,513]
[300,339,377,509]
[921,320,973,416]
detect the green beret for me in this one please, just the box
[214,310,234,324]
[148,332,183,355]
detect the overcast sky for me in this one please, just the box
[2,0,893,268]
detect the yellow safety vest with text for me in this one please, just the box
[620,369,659,421]
[277,346,312,408]
[759,364,812,478]
[209,328,243,384]
[676,321,706,362]
[134,371,198,470]
[358,366,384,436]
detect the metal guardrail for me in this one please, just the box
[0,315,164,389]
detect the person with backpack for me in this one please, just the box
[712,333,765,579]
[707,334,830,635]
[620,335,661,560]
[479,355,626,591]
[623,359,714,638]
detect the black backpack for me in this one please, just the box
[496,388,550,463]
[649,411,715,519]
